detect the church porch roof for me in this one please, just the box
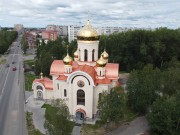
[33,77,53,90]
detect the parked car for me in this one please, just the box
[12,67,16,71]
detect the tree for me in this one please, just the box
[147,95,180,135]
[34,37,74,76]
[98,28,180,71]
[0,30,17,54]
[127,65,161,114]
[44,99,72,135]
[35,51,53,76]
[98,86,125,123]
[21,34,28,54]
[162,68,180,96]
[160,59,180,96]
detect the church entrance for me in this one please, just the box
[75,109,86,124]
[76,111,84,120]
[37,91,43,100]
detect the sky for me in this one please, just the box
[0,0,180,28]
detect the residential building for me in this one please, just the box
[97,27,129,35]
[42,30,58,44]
[68,25,82,42]
[68,25,138,42]
[25,31,37,49]
[14,24,24,32]
[46,25,68,37]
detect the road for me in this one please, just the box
[0,35,27,135]
[106,116,149,135]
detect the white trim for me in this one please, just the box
[67,71,95,86]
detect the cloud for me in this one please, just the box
[0,0,179,28]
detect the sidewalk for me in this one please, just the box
[106,116,149,135]
[71,126,81,135]
[25,92,46,134]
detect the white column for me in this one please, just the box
[88,50,92,61]
[95,50,98,61]
[80,49,84,61]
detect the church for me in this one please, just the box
[32,20,119,122]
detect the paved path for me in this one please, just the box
[106,116,149,135]
[71,126,81,135]
[25,93,46,134]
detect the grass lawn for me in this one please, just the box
[122,106,138,122]
[24,59,37,91]
[24,73,38,91]
[42,104,75,135]
[26,112,43,135]
[0,58,6,64]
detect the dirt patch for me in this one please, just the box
[0,58,7,64]
[81,122,124,135]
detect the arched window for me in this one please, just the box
[77,90,85,105]
[37,85,43,90]
[37,91,43,99]
[84,49,88,61]
[64,89,67,97]
[99,93,102,102]
[92,49,95,61]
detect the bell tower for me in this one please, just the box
[75,20,100,66]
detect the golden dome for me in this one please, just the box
[101,50,109,59]
[96,55,107,67]
[63,53,73,65]
[77,20,100,41]
[74,49,78,58]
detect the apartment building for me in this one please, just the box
[14,24,24,31]
[42,30,58,44]
[46,25,68,37]
[68,25,82,42]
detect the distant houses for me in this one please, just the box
[23,24,155,46]
[25,31,37,49]
[41,30,58,44]
[14,24,24,33]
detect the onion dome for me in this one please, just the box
[77,20,100,41]
[63,53,73,65]
[101,50,109,59]
[74,49,78,58]
[96,55,107,67]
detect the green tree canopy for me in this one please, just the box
[147,95,180,135]
[44,99,72,135]
[98,86,125,123]
[127,65,162,114]
[0,30,18,54]
[34,38,77,76]
[21,34,28,54]
[99,28,180,71]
